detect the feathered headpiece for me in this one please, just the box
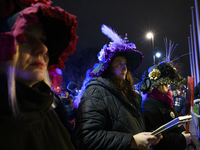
[89,24,144,77]
[136,37,186,93]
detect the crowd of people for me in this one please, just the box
[0,0,197,150]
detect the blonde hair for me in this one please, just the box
[1,46,51,117]
[7,46,20,117]
[44,71,51,87]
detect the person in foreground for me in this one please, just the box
[0,0,78,149]
[136,38,195,150]
[75,24,162,150]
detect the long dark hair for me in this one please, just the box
[102,61,137,100]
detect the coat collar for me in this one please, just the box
[0,73,54,118]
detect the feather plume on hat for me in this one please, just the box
[101,24,124,46]
[136,37,186,94]
[98,24,136,63]
[162,37,188,64]
[89,24,143,77]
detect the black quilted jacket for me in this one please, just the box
[75,77,146,150]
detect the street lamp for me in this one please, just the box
[146,32,155,65]
[155,52,161,58]
[155,52,162,64]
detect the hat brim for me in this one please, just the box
[124,52,144,73]
[0,3,78,69]
[137,75,186,94]
[90,49,144,77]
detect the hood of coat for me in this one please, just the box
[86,77,124,98]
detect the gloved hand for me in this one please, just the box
[131,132,162,150]
[182,131,192,145]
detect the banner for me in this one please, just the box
[185,76,194,133]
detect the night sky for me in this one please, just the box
[52,0,200,85]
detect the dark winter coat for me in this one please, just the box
[75,77,146,150]
[141,97,187,150]
[194,82,200,99]
[172,95,186,116]
[0,74,75,150]
[62,97,76,121]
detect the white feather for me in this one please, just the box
[101,24,124,45]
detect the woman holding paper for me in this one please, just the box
[136,38,195,150]
[75,24,162,150]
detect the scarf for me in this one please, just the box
[147,88,174,107]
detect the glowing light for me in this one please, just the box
[55,68,62,75]
[146,32,153,39]
[155,52,161,58]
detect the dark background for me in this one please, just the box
[52,0,200,88]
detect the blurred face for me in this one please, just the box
[111,56,127,80]
[62,91,69,98]
[176,89,181,95]
[15,22,49,87]
[158,84,170,95]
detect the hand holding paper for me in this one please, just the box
[151,115,192,136]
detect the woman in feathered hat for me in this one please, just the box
[75,24,162,150]
[136,38,195,150]
[0,0,78,149]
